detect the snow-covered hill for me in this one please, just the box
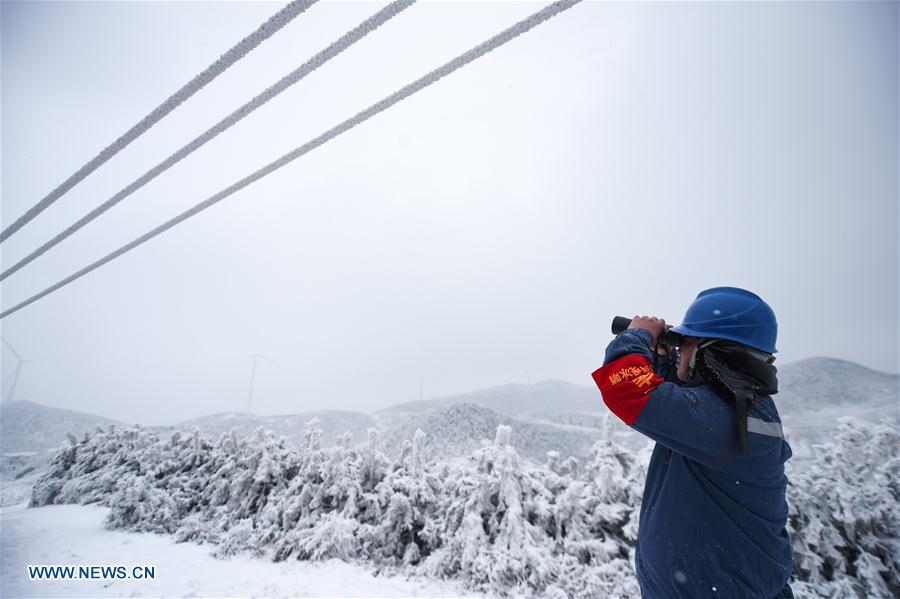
[0,401,128,506]
[378,402,611,464]
[1,356,894,471]
[0,400,124,454]
[0,452,47,507]
[169,409,380,450]
[774,357,898,459]
[776,357,897,410]
[374,358,898,462]
[375,379,600,427]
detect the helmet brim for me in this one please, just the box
[670,324,777,354]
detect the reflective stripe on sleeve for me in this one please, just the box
[746,417,784,438]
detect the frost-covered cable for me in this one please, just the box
[0,0,416,282]
[0,0,582,320]
[0,0,319,244]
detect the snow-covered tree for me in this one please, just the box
[787,418,899,598]
[28,413,898,599]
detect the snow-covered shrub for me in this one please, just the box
[416,425,638,597]
[28,413,898,598]
[787,418,899,598]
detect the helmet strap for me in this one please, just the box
[687,339,718,380]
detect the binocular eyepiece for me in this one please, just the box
[611,316,685,347]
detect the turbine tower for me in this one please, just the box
[246,353,279,414]
[1,338,32,402]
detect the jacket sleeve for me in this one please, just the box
[592,329,737,466]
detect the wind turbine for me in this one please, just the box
[2,338,33,402]
[246,353,280,414]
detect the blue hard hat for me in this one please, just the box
[670,287,778,354]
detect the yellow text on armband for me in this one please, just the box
[608,365,653,386]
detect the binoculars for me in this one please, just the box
[611,316,686,347]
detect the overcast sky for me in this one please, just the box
[1,1,897,425]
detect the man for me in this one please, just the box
[591,287,794,598]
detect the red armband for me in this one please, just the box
[591,354,663,425]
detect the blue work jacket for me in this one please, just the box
[592,329,794,599]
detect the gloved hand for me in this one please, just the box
[627,315,667,352]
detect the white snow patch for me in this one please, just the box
[1,503,483,598]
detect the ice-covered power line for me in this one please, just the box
[0,0,582,321]
[0,0,319,244]
[0,0,415,283]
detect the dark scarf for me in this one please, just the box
[695,341,778,456]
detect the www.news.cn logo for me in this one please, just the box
[27,565,155,581]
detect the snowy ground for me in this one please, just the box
[1,503,485,598]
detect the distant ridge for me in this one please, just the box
[1,400,124,453]
[773,357,898,459]
[777,356,899,405]
[169,409,380,449]
[378,402,613,464]
[2,357,894,460]
[375,357,898,416]
[376,379,601,422]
